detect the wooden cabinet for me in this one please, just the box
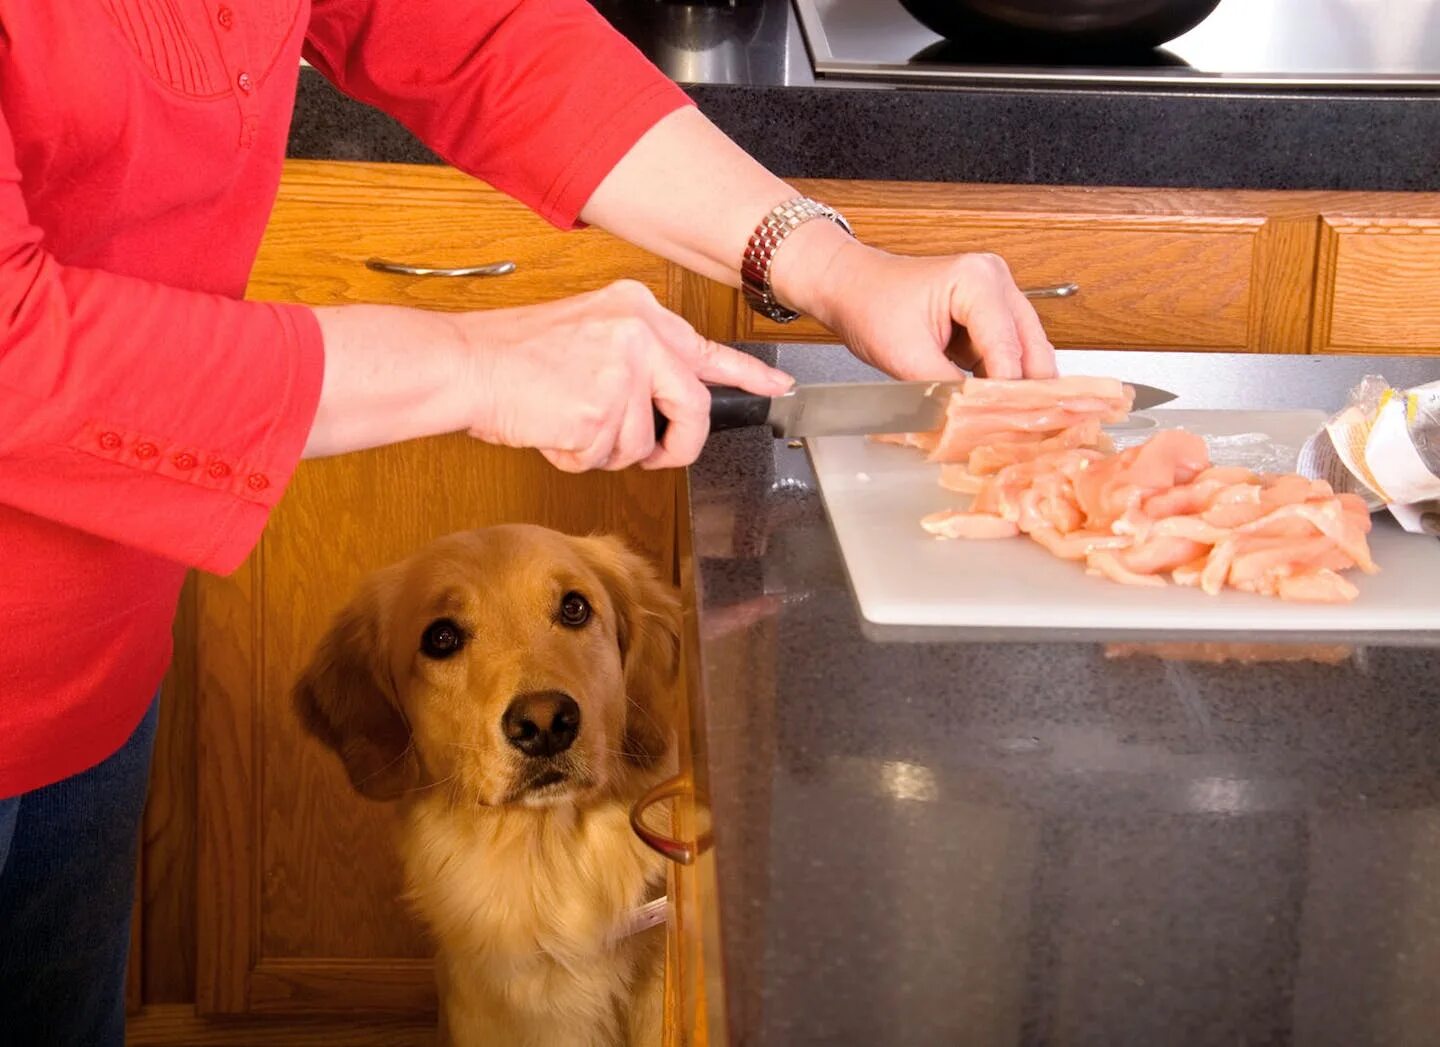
[711,180,1440,359]
[739,183,1315,353]
[1313,210,1440,355]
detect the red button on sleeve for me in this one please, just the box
[217,5,234,28]
[245,473,270,491]
[173,453,197,470]
[134,442,158,459]
[207,461,231,479]
[98,432,121,450]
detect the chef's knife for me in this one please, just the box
[654,379,1177,441]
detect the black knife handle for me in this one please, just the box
[652,385,772,443]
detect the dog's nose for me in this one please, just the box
[502,691,581,757]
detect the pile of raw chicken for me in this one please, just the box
[877,376,1376,603]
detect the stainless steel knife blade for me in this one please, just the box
[762,379,1177,439]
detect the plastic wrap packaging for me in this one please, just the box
[1297,376,1440,535]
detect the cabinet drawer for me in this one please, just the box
[1314,216,1440,354]
[744,204,1301,353]
[247,160,670,311]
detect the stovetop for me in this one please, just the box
[798,0,1440,89]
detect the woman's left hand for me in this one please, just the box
[770,222,1058,382]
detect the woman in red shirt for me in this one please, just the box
[0,1,1053,1041]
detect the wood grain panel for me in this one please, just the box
[126,1004,434,1046]
[1313,216,1440,354]
[743,211,1264,350]
[1250,214,1322,355]
[776,180,1440,224]
[141,574,199,1003]
[248,960,437,1014]
[195,559,261,1014]
[677,269,739,344]
[248,161,669,311]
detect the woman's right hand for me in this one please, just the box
[459,280,792,472]
[307,281,791,470]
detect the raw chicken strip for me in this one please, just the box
[921,510,1019,540]
[938,464,986,495]
[967,419,1109,475]
[870,376,1131,463]
[1277,569,1360,603]
[959,376,1133,412]
[1027,526,1131,560]
[1087,550,1167,587]
[928,408,1110,463]
[1117,536,1209,575]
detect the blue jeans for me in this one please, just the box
[0,696,159,1047]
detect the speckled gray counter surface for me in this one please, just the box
[690,346,1440,1046]
[288,0,1440,191]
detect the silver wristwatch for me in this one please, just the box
[741,196,854,324]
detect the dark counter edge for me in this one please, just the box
[291,66,1440,192]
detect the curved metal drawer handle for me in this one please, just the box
[364,257,517,278]
[630,773,712,866]
[1022,282,1079,299]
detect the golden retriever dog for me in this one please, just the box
[293,524,679,1047]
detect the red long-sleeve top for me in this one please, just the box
[0,0,690,798]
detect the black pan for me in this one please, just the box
[899,0,1222,51]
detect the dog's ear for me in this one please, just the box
[577,536,681,767]
[293,567,419,801]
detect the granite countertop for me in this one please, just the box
[688,345,1440,1046]
[289,0,1440,191]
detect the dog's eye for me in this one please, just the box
[420,618,465,659]
[559,591,591,628]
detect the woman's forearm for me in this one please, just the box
[303,286,791,468]
[577,106,856,318]
[304,305,475,458]
[580,106,1056,381]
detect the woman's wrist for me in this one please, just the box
[306,304,478,457]
[766,217,873,329]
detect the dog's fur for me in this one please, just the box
[293,525,680,1047]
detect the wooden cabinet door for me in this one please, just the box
[1312,202,1440,355]
[193,160,681,1015]
[735,181,1320,355]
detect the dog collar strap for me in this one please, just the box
[619,897,668,939]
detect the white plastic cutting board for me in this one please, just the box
[807,409,1440,640]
